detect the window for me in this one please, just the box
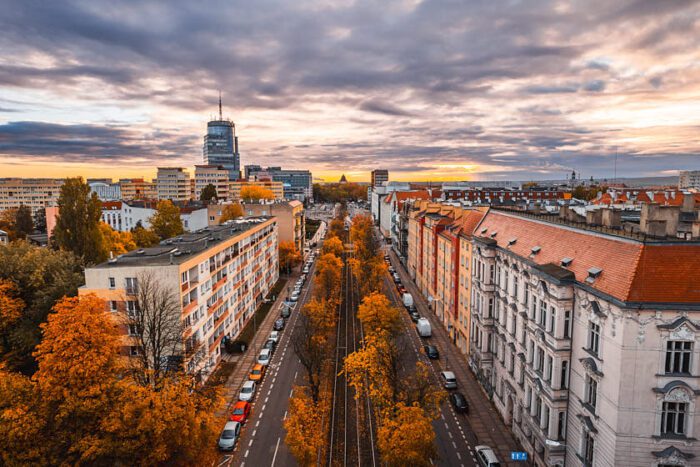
[584,375,598,411]
[129,346,141,356]
[126,300,138,316]
[109,300,118,312]
[530,297,537,320]
[545,355,553,382]
[128,324,138,336]
[549,306,556,334]
[125,277,138,294]
[108,277,116,289]
[582,431,594,465]
[665,341,693,374]
[560,360,569,389]
[538,301,547,327]
[535,346,544,371]
[542,404,550,431]
[661,401,688,436]
[487,298,494,318]
[564,310,571,339]
[557,411,566,440]
[587,321,600,356]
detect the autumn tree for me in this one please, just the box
[199,183,218,202]
[285,386,327,466]
[321,235,344,257]
[357,292,401,336]
[350,213,378,263]
[0,279,23,335]
[149,199,184,239]
[279,240,302,274]
[99,223,137,256]
[0,208,18,240]
[219,202,244,223]
[328,218,345,239]
[14,205,33,239]
[351,255,387,299]
[240,185,275,201]
[377,403,436,466]
[292,299,335,402]
[313,253,343,304]
[0,240,83,374]
[402,362,444,418]
[123,271,185,387]
[53,177,107,265]
[132,221,160,248]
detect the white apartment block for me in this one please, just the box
[194,165,229,200]
[81,218,279,380]
[89,181,121,201]
[469,209,700,467]
[0,178,63,215]
[156,167,191,201]
[679,170,700,190]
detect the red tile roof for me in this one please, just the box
[478,210,700,304]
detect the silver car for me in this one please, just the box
[440,371,458,389]
[218,421,241,451]
[239,380,256,401]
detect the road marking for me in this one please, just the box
[262,404,266,411]
[448,431,453,439]
[252,429,257,437]
[248,439,253,447]
[457,452,462,460]
[452,441,457,449]
[294,370,298,379]
[244,449,249,458]
[271,437,281,467]
[290,389,293,397]
[255,420,260,428]
[265,396,269,403]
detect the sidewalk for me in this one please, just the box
[386,245,528,466]
[215,271,298,419]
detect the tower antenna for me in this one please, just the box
[218,90,222,120]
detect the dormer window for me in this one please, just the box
[508,238,517,246]
[586,267,602,283]
[561,257,573,267]
[481,227,488,234]
[490,231,497,238]
[531,246,541,255]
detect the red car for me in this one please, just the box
[230,401,251,423]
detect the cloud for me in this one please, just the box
[583,80,606,92]
[359,99,414,117]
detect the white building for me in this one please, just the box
[679,170,700,190]
[194,165,229,200]
[101,201,209,233]
[156,168,191,201]
[89,181,121,201]
[370,181,411,226]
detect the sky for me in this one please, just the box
[1,0,700,183]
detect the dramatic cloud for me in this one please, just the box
[1,0,699,181]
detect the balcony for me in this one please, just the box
[183,300,198,314]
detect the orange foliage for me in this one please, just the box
[219,202,244,222]
[321,235,343,257]
[240,185,275,201]
[377,402,436,466]
[0,279,23,334]
[313,253,343,305]
[356,292,401,336]
[279,240,302,273]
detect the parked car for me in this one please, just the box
[257,348,272,366]
[249,363,265,382]
[450,392,469,414]
[475,445,501,467]
[218,421,241,451]
[290,292,299,302]
[410,311,421,322]
[274,318,285,331]
[263,339,277,352]
[230,401,251,423]
[281,306,291,318]
[440,371,458,389]
[239,380,256,401]
[268,331,280,343]
[423,344,439,359]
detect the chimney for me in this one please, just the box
[586,209,603,226]
[646,220,667,238]
[559,205,569,219]
[640,203,680,237]
[682,192,696,213]
[601,208,621,228]
[692,221,700,239]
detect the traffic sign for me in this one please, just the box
[511,451,528,461]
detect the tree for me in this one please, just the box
[53,177,107,265]
[199,183,218,202]
[351,256,387,299]
[284,386,327,466]
[219,202,244,223]
[0,279,23,335]
[357,292,401,336]
[0,208,18,241]
[240,185,275,201]
[377,403,436,466]
[122,271,184,387]
[328,218,345,239]
[350,213,378,262]
[132,221,160,248]
[149,200,184,240]
[313,253,343,305]
[0,240,83,374]
[292,299,335,403]
[14,205,33,239]
[321,235,343,257]
[33,208,47,233]
[279,240,302,274]
[401,362,444,418]
[99,223,136,256]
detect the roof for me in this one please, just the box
[478,210,700,304]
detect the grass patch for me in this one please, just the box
[235,279,287,346]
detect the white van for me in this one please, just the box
[416,317,431,337]
[403,293,414,308]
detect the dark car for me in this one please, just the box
[274,318,285,331]
[423,344,439,359]
[410,311,421,322]
[450,392,469,414]
[263,339,277,351]
[280,307,291,319]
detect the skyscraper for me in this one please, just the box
[203,94,240,180]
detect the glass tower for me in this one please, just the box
[203,96,240,180]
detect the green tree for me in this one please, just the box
[14,205,33,239]
[0,241,83,374]
[199,183,218,202]
[33,207,47,233]
[52,177,107,264]
[149,200,184,240]
[132,221,160,248]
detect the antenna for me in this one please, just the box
[614,148,618,185]
[218,90,222,120]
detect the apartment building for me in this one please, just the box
[371,169,389,187]
[156,168,191,201]
[229,179,284,201]
[0,178,63,215]
[242,200,305,252]
[81,218,279,380]
[679,170,700,190]
[194,165,230,200]
[119,178,157,201]
[468,208,700,467]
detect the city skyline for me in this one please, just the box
[2,1,700,182]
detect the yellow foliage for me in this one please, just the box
[279,240,302,273]
[351,256,387,299]
[321,235,344,257]
[99,222,137,255]
[240,185,275,201]
[284,386,327,466]
[0,279,23,334]
[377,402,436,466]
[357,291,400,336]
[220,202,244,223]
[314,253,343,305]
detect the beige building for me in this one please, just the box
[229,179,284,201]
[194,165,229,200]
[119,178,156,200]
[0,178,63,215]
[156,168,191,201]
[81,218,279,380]
[468,208,700,467]
[242,200,305,252]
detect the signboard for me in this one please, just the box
[511,451,528,461]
